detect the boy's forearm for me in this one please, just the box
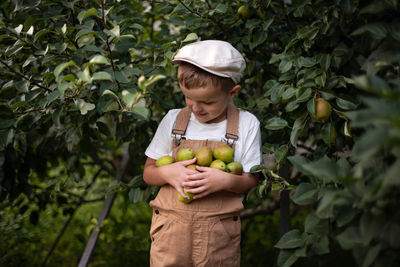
[143,158,167,186]
[226,172,258,194]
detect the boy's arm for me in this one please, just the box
[183,167,259,199]
[143,157,198,199]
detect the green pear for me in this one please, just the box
[177,148,195,161]
[155,155,175,167]
[226,162,243,175]
[195,146,213,166]
[213,145,234,163]
[177,187,194,204]
[209,159,227,171]
[314,98,332,120]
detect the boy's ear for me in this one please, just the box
[229,85,241,99]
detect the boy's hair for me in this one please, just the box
[177,62,235,92]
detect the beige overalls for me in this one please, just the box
[149,104,244,267]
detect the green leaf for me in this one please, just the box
[250,31,268,50]
[271,83,285,103]
[0,129,14,149]
[121,90,140,109]
[265,117,288,130]
[46,90,60,105]
[305,212,329,234]
[344,120,351,137]
[182,33,198,43]
[302,155,338,182]
[352,127,389,161]
[363,244,382,267]
[311,235,330,255]
[282,87,297,101]
[336,226,363,250]
[128,188,141,203]
[275,229,304,249]
[131,98,150,120]
[336,97,359,110]
[214,3,227,13]
[89,55,109,65]
[33,29,52,42]
[288,155,311,176]
[351,23,388,39]
[307,98,315,116]
[321,122,336,145]
[54,61,76,80]
[144,74,166,88]
[76,99,95,115]
[77,68,91,82]
[300,57,317,68]
[320,54,331,71]
[279,60,293,73]
[75,28,97,40]
[77,8,98,24]
[104,25,120,38]
[92,71,113,81]
[271,182,283,191]
[315,73,327,87]
[290,127,301,147]
[277,250,299,267]
[383,159,400,187]
[296,88,312,102]
[274,145,288,163]
[316,190,337,219]
[249,164,266,173]
[291,183,318,205]
[289,114,307,147]
[102,89,120,101]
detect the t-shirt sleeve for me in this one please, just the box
[144,110,177,160]
[239,114,262,173]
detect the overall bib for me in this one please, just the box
[149,104,244,267]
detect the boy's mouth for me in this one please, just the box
[194,112,207,117]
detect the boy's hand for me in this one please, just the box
[182,166,231,199]
[157,158,198,199]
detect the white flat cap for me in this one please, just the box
[172,40,246,84]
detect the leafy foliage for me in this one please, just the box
[1,0,399,266]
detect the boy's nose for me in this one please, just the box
[192,103,202,112]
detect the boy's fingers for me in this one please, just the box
[177,187,190,199]
[195,165,208,172]
[178,157,197,166]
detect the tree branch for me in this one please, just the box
[0,58,51,92]
[100,0,122,94]
[42,168,102,266]
[177,0,202,17]
[240,200,280,220]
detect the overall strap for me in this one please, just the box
[171,103,240,145]
[172,107,191,136]
[225,103,239,145]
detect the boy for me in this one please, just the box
[143,40,262,267]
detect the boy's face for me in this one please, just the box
[179,83,240,124]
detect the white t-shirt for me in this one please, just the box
[145,109,262,172]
